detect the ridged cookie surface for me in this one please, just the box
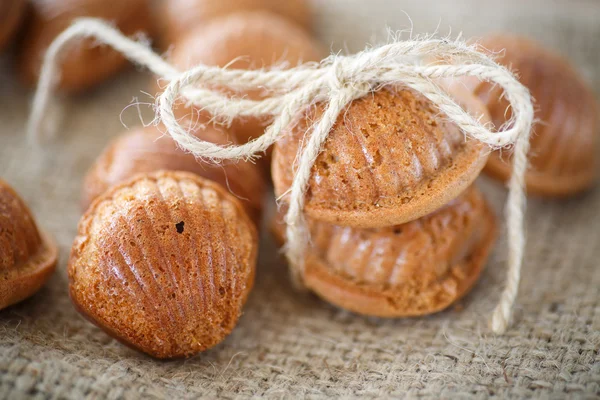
[69,171,257,358]
[272,86,490,228]
[0,180,57,310]
[273,186,496,317]
[82,125,266,224]
[471,35,598,196]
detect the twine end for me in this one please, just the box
[490,307,510,334]
[27,98,64,146]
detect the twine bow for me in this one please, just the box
[27,18,534,334]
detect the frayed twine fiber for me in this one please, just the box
[26,18,534,334]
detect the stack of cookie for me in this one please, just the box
[271,85,498,317]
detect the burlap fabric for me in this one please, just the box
[1,0,599,398]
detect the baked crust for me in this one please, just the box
[0,180,58,310]
[69,171,258,358]
[0,0,27,51]
[19,0,153,92]
[272,186,496,317]
[158,0,312,47]
[272,85,491,228]
[81,125,266,224]
[470,34,598,196]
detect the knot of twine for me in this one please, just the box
[27,18,534,334]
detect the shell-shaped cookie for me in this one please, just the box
[69,171,257,358]
[0,0,27,51]
[272,85,491,228]
[272,186,496,317]
[162,11,324,160]
[0,180,57,310]
[158,0,312,46]
[470,35,598,196]
[82,124,266,224]
[168,11,322,72]
[19,0,152,92]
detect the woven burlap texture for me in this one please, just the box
[1,0,599,398]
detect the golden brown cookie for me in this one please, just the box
[272,186,496,317]
[160,11,324,156]
[69,171,257,358]
[19,0,152,92]
[0,180,57,310]
[469,34,599,196]
[0,0,27,51]
[272,85,491,228]
[81,124,266,224]
[158,0,312,46]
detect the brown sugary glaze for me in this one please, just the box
[69,171,258,359]
[0,0,27,51]
[272,186,497,317]
[470,35,599,196]
[0,180,57,310]
[81,124,266,224]
[161,11,324,168]
[158,0,312,47]
[19,0,152,92]
[272,85,491,228]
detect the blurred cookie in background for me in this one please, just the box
[469,34,599,197]
[157,11,325,170]
[19,0,153,92]
[0,0,27,52]
[157,0,312,47]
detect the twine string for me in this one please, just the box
[27,18,534,334]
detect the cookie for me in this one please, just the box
[0,0,27,51]
[158,0,312,46]
[69,171,257,358]
[272,85,491,228]
[470,34,599,196]
[272,186,496,317]
[19,0,152,92]
[82,124,266,224]
[0,179,58,310]
[162,11,324,155]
